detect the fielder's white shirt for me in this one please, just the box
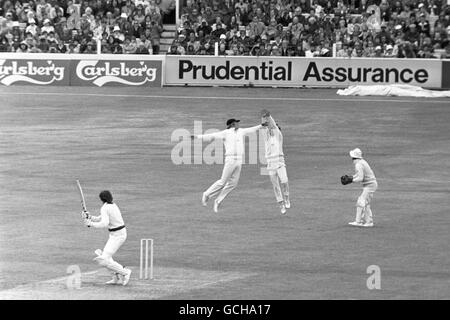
[196,125,262,159]
[261,115,284,164]
[90,203,125,229]
[353,159,377,185]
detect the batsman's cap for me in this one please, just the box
[349,148,363,159]
[226,118,240,127]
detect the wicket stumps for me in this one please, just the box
[139,238,154,280]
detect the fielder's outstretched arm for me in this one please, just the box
[240,124,264,135]
[191,130,226,141]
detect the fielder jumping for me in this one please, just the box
[191,118,266,212]
[83,190,132,285]
[260,110,290,214]
[341,148,378,227]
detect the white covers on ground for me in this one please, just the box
[336,85,450,98]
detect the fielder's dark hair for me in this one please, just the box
[99,190,113,204]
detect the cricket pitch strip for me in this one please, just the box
[0,267,256,300]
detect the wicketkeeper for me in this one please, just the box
[83,190,132,285]
[341,148,378,227]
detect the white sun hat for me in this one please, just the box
[349,148,363,159]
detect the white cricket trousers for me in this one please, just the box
[267,157,289,203]
[95,228,128,276]
[357,181,378,224]
[269,165,289,203]
[204,157,242,204]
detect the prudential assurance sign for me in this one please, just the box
[0,59,69,86]
[73,59,162,87]
[165,56,442,88]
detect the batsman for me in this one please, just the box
[82,190,132,285]
[260,109,290,214]
[341,148,378,227]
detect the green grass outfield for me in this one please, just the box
[0,86,449,299]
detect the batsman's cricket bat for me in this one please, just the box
[76,180,89,221]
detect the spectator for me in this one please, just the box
[146,20,163,54]
[417,13,431,36]
[138,34,153,53]
[211,20,226,40]
[0,36,11,52]
[26,18,39,36]
[271,45,281,56]
[250,43,262,56]
[111,38,123,54]
[55,41,67,53]
[123,36,137,53]
[404,23,420,43]
[1,0,449,58]
[279,39,290,56]
[135,41,150,54]
[197,18,212,36]
[83,41,96,54]
[374,45,383,57]
[168,43,178,54]
[248,16,265,37]
[16,41,29,53]
[176,41,186,55]
[112,25,125,42]
[384,44,395,57]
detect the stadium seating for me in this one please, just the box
[0,0,449,58]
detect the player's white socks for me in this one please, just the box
[281,182,289,199]
[364,205,373,224]
[355,207,363,223]
[270,174,283,202]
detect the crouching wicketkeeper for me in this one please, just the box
[341,148,378,227]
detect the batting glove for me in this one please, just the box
[84,218,93,227]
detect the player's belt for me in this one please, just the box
[109,225,125,232]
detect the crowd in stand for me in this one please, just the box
[0,0,175,54]
[169,0,450,58]
[0,0,449,57]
